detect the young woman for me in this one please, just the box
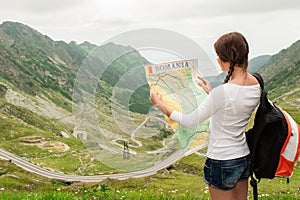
[150,32,261,200]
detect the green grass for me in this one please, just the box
[278,103,300,124]
[1,154,300,199]
[0,190,209,200]
[0,191,299,200]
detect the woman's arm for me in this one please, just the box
[150,87,173,117]
[150,85,220,128]
[169,95,213,128]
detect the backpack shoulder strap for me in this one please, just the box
[252,73,272,111]
[252,73,264,91]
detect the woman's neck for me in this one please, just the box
[230,67,248,85]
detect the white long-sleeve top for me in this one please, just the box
[170,83,261,160]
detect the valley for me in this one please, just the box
[0,21,299,199]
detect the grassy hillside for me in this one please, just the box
[258,40,300,101]
[256,40,300,124]
[0,155,299,199]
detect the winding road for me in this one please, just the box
[0,142,207,182]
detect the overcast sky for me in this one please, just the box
[1,0,300,62]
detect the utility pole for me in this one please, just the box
[123,140,130,159]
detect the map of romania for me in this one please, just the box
[145,59,209,149]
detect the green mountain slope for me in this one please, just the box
[248,55,271,73]
[258,40,300,91]
[0,21,151,113]
[258,40,300,110]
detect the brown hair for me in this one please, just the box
[214,32,249,83]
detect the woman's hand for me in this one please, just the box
[150,87,162,105]
[196,75,211,94]
[150,87,173,117]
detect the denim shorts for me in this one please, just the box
[203,154,250,190]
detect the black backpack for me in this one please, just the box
[246,73,300,200]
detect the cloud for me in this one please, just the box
[0,0,299,60]
[102,0,300,22]
[1,0,84,14]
